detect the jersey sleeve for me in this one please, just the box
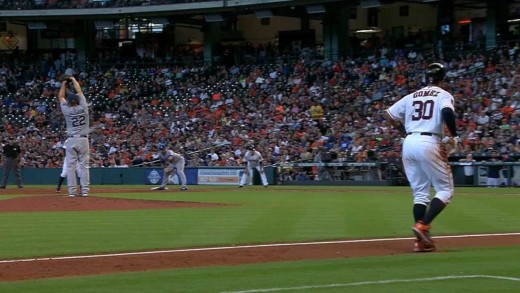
[78,93,88,107]
[439,91,455,111]
[386,96,407,122]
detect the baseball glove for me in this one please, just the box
[59,74,72,83]
[441,136,459,156]
[163,167,171,173]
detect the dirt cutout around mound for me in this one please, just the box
[0,189,519,282]
[0,195,225,212]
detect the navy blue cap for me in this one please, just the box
[67,93,79,104]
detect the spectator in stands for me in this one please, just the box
[2,34,520,177]
[476,110,491,125]
[459,153,476,186]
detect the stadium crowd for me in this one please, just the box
[1,40,520,182]
[0,0,212,10]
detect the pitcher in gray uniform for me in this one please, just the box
[58,76,90,197]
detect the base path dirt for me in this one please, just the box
[1,189,519,282]
[0,234,518,282]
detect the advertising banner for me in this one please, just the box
[144,168,198,185]
[144,168,164,185]
[197,168,244,185]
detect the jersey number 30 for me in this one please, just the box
[411,100,434,120]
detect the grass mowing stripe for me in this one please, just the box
[0,186,519,259]
[219,275,520,293]
[437,194,520,235]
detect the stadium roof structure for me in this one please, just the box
[0,0,508,35]
[0,0,497,21]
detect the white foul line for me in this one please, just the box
[219,275,520,293]
[0,232,519,264]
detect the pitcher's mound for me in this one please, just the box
[0,195,226,212]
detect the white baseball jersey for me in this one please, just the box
[239,149,268,187]
[386,85,456,206]
[243,150,263,167]
[386,85,454,136]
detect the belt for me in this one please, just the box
[407,132,440,137]
[68,135,88,138]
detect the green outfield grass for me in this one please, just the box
[0,185,518,292]
[0,246,518,292]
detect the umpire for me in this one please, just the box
[1,136,24,189]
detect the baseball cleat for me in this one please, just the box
[150,186,168,191]
[413,239,436,252]
[412,221,434,246]
[56,188,61,193]
[181,187,188,191]
[238,185,244,188]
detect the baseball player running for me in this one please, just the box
[58,76,91,197]
[384,63,459,252]
[151,145,188,191]
[239,145,269,188]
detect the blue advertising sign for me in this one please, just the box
[144,168,164,185]
[145,168,198,185]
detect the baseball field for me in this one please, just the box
[0,185,518,292]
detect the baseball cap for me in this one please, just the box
[8,136,14,140]
[67,93,79,103]
[159,145,166,150]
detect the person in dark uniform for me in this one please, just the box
[1,136,24,189]
[500,153,515,186]
[486,150,502,188]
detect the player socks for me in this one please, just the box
[422,198,446,225]
[57,176,65,189]
[413,204,427,222]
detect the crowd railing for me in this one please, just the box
[274,161,520,187]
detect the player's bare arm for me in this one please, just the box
[441,107,458,137]
[383,110,406,136]
[58,80,68,104]
[69,77,83,95]
[440,107,459,148]
[69,77,87,104]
